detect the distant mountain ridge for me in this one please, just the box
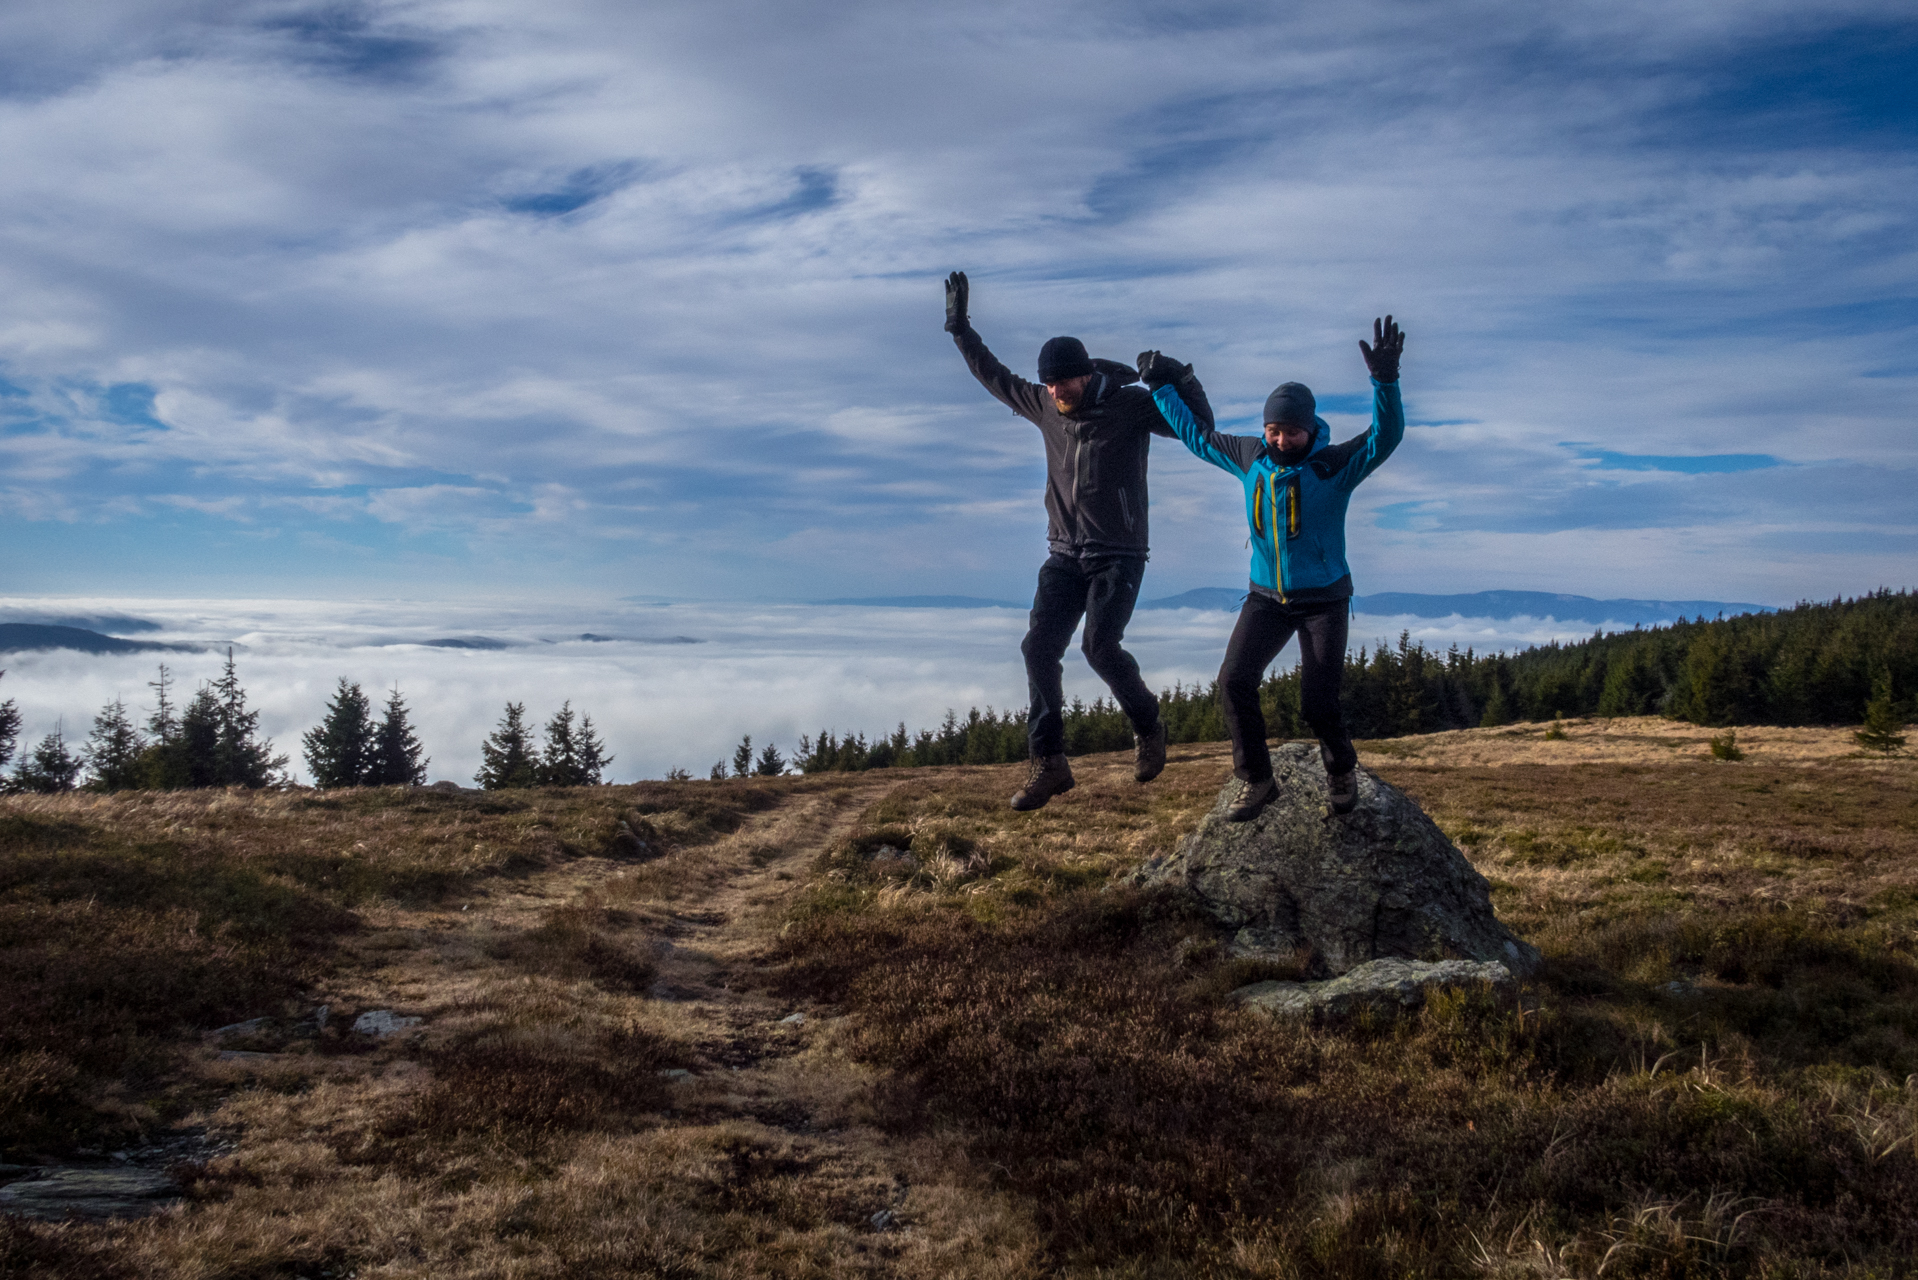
[1140,589,1773,625]
[0,611,163,634]
[0,624,194,656]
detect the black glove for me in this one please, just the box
[1359,315,1404,383]
[1135,350,1191,392]
[944,271,969,334]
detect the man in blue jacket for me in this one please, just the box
[945,271,1216,810]
[1139,317,1405,820]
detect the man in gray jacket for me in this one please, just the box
[944,270,1214,810]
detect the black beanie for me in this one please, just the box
[1037,336,1096,384]
[1263,382,1316,428]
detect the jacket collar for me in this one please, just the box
[1061,372,1114,419]
[1260,415,1328,468]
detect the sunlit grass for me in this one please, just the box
[3,726,1915,1277]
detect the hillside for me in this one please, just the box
[3,720,1916,1276]
[0,624,188,656]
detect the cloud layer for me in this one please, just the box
[0,596,1664,784]
[1,1,1912,604]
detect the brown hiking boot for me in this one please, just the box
[1010,754,1075,811]
[1226,776,1276,822]
[1134,722,1167,783]
[1328,770,1358,814]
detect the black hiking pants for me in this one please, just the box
[1220,593,1356,783]
[1022,552,1162,758]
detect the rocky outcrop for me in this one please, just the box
[1130,743,1539,978]
[1234,958,1517,1020]
[0,1168,179,1221]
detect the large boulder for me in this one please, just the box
[1130,743,1539,978]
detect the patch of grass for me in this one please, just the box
[770,747,1918,1274]
[9,743,1918,1277]
[491,899,658,993]
[0,781,735,1155]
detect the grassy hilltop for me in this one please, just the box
[3,717,1916,1278]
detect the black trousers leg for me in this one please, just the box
[1296,603,1357,775]
[1078,556,1160,736]
[1022,555,1088,758]
[1218,595,1298,782]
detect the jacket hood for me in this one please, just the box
[1061,358,1145,418]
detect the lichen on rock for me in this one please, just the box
[1130,743,1539,979]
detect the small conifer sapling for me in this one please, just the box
[1855,674,1908,756]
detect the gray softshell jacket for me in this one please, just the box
[953,326,1214,559]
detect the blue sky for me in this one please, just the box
[1,0,1913,606]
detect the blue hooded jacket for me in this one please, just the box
[1152,378,1404,602]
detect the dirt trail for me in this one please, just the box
[641,779,898,1067]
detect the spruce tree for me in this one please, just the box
[0,671,19,775]
[1479,670,1515,727]
[368,685,429,786]
[303,678,375,788]
[1597,645,1665,717]
[1855,673,1908,755]
[732,735,754,778]
[178,687,223,788]
[572,714,608,784]
[754,741,786,776]
[83,698,147,792]
[477,702,539,789]
[13,724,82,793]
[539,702,612,786]
[210,648,285,787]
[137,664,190,789]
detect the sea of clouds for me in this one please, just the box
[2,596,1633,785]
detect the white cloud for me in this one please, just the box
[0,595,1643,785]
[0,0,1911,603]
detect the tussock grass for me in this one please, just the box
[6,733,1917,1276]
[0,779,769,1154]
[770,737,1918,1276]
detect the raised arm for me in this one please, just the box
[1138,351,1261,477]
[1327,316,1407,491]
[944,271,1050,424]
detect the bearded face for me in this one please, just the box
[1045,374,1092,413]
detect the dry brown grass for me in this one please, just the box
[2,772,1051,1278]
[1365,714,1906,769]
[769,726,1918,1276]
[4,723,1916,1278]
